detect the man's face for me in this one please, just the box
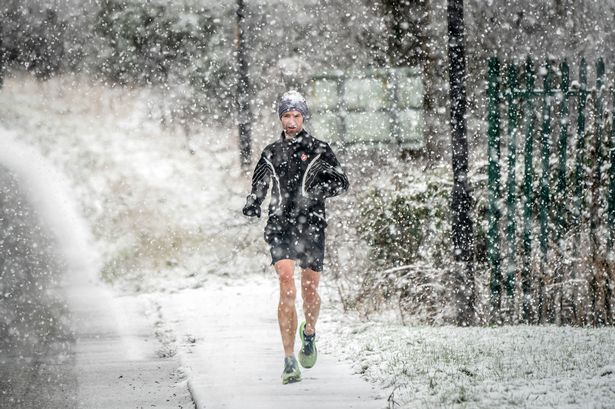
[281,110,304,136]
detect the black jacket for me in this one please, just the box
[243,129,349,227]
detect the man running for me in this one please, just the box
[242,90,349,384]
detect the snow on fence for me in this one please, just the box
[485,57,615,326]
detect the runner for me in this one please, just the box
[242,90,349,384]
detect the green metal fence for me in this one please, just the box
[486,57,615,325]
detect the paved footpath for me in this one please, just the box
[152,276,387,409]
[0,162,193,409]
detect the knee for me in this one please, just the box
[279,269,294,287]
[278,271,296,299]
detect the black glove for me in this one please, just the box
[307,182,327,200]
[242,194,261,218]
[307,168,336,199]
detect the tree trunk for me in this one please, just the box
[236,0,252,170]
[0,18,4,89]
[447,0,475,325]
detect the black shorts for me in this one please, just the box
[264,215,326,272]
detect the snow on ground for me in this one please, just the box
[142,274,385,409]
[1,74,615,408]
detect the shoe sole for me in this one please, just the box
[282,374,302,384]
[298,321,317,369]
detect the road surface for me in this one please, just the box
[0,165,193,408]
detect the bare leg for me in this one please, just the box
[275,259,297,357]
[301,268,321,336]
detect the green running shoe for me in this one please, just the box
[281,356,301,384]
[298,321,318,368]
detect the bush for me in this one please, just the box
[348,165,454,322]
[0,4,65,79]
[357,167,451,269]
[95,1,216,87]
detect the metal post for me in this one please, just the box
[590,58,606,325]
[556,62,570,244]
[608,86,615,324]
[590,59,605,252]
[608,87,615,256]
[571,58,588,324]
[505,62,519,299]
[573,59,588,251]
[521,57,536,323]
[538,62,553,322]
[554,61,570,324]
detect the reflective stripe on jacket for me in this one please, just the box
[248,129,349,225]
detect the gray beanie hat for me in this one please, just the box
[277,90,309,119]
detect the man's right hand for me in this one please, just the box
[242,195,261,218]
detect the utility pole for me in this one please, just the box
[447,0,475,325]
[236,0,252,170]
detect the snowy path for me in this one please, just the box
[64,275,194,409]
[0,166,77,408]
[152,276,387,409]
[0,137,193,408]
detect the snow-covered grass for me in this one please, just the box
[0,73,265,292]
[1,73,614,408]
[324,321,615,408]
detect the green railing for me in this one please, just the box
[486,57,615,325]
